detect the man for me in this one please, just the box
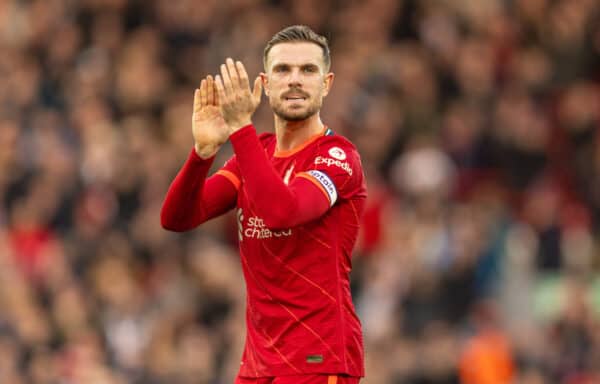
[161,25,366,384]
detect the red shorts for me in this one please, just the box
[235,375,361,384]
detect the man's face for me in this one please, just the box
[262,42,334,122]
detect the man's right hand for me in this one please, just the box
[193,75,231,159]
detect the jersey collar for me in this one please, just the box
[273,126,331,158]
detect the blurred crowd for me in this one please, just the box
[0,0,599,383]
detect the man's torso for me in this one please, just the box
[224,130,366,378]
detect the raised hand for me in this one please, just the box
[192,75,231,158]
[214,58,262,132]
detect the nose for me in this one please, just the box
[288,68,302,87]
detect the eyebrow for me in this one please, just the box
[301,64,319,70]
[271,62,321,71]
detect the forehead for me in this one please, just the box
[266,42,325,69]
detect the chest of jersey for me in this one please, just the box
[235,153,305,244]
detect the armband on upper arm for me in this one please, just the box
[297,170,338,207]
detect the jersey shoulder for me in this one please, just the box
[315,131,359,152]
[308,132,366,201]
[312,132,362,167]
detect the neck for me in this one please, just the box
[274,113,324,152]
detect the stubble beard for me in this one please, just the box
[270,96,322,122]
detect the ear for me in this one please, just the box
[260,72,269,96]
[322,72,335,97]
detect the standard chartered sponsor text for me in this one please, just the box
[244,215,292,239]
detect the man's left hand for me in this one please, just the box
[214,58,262,132]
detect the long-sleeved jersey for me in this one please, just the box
[161,124,367,378]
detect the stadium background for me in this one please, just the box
[0,0,599,383]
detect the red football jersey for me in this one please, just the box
[217,126,367,378]
[160,124,367,378]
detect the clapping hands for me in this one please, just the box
[192,58,262,158]
[214,58,262,132]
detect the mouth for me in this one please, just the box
[284,96,307,102]
[282,91,309,101]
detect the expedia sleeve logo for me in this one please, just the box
[314,156,353,176]
[328,146,347,160]
[307,170,338,206]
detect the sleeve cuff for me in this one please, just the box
[229,124,259,155]
[189,147,216,163]
[229,124,256,143]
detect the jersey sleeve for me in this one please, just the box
[215,155,242,191]
[229,125,331,229]
[160,148,238,232]
[295,137,366,206]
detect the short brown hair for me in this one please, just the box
[263,25,330,71]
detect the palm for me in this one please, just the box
[192,76,230,158]
[193,104,229,147]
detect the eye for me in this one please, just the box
[274,65,289,73]
[303,66,318,73]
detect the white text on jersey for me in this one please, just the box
[314,156,353,176]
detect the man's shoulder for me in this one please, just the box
[312,131,362,167]
[315,131,359,154]
[305,130,366,194]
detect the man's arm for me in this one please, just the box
[229,125,330,229]
[160,150,238,231]
[212,58,332,228]
[161,75,237,231]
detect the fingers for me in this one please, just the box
[193,89,201,112]
[220,63,233,95]
[213,83,219,106]
[214,75,226,105]
[199,78,208,107]
[226,58,240,88]
[252,76,262,106]
[206,75,214,106]
[212,59,254,107]
[236,60,250,91]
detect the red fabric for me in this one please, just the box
[160,137,329,232]
[161,124,367,378]
[228,125,330,228]
[235,374,360,384]
[8,227,54,281]
[160,149,237,231]
[357,179,393,255]
[227,125,366,378]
